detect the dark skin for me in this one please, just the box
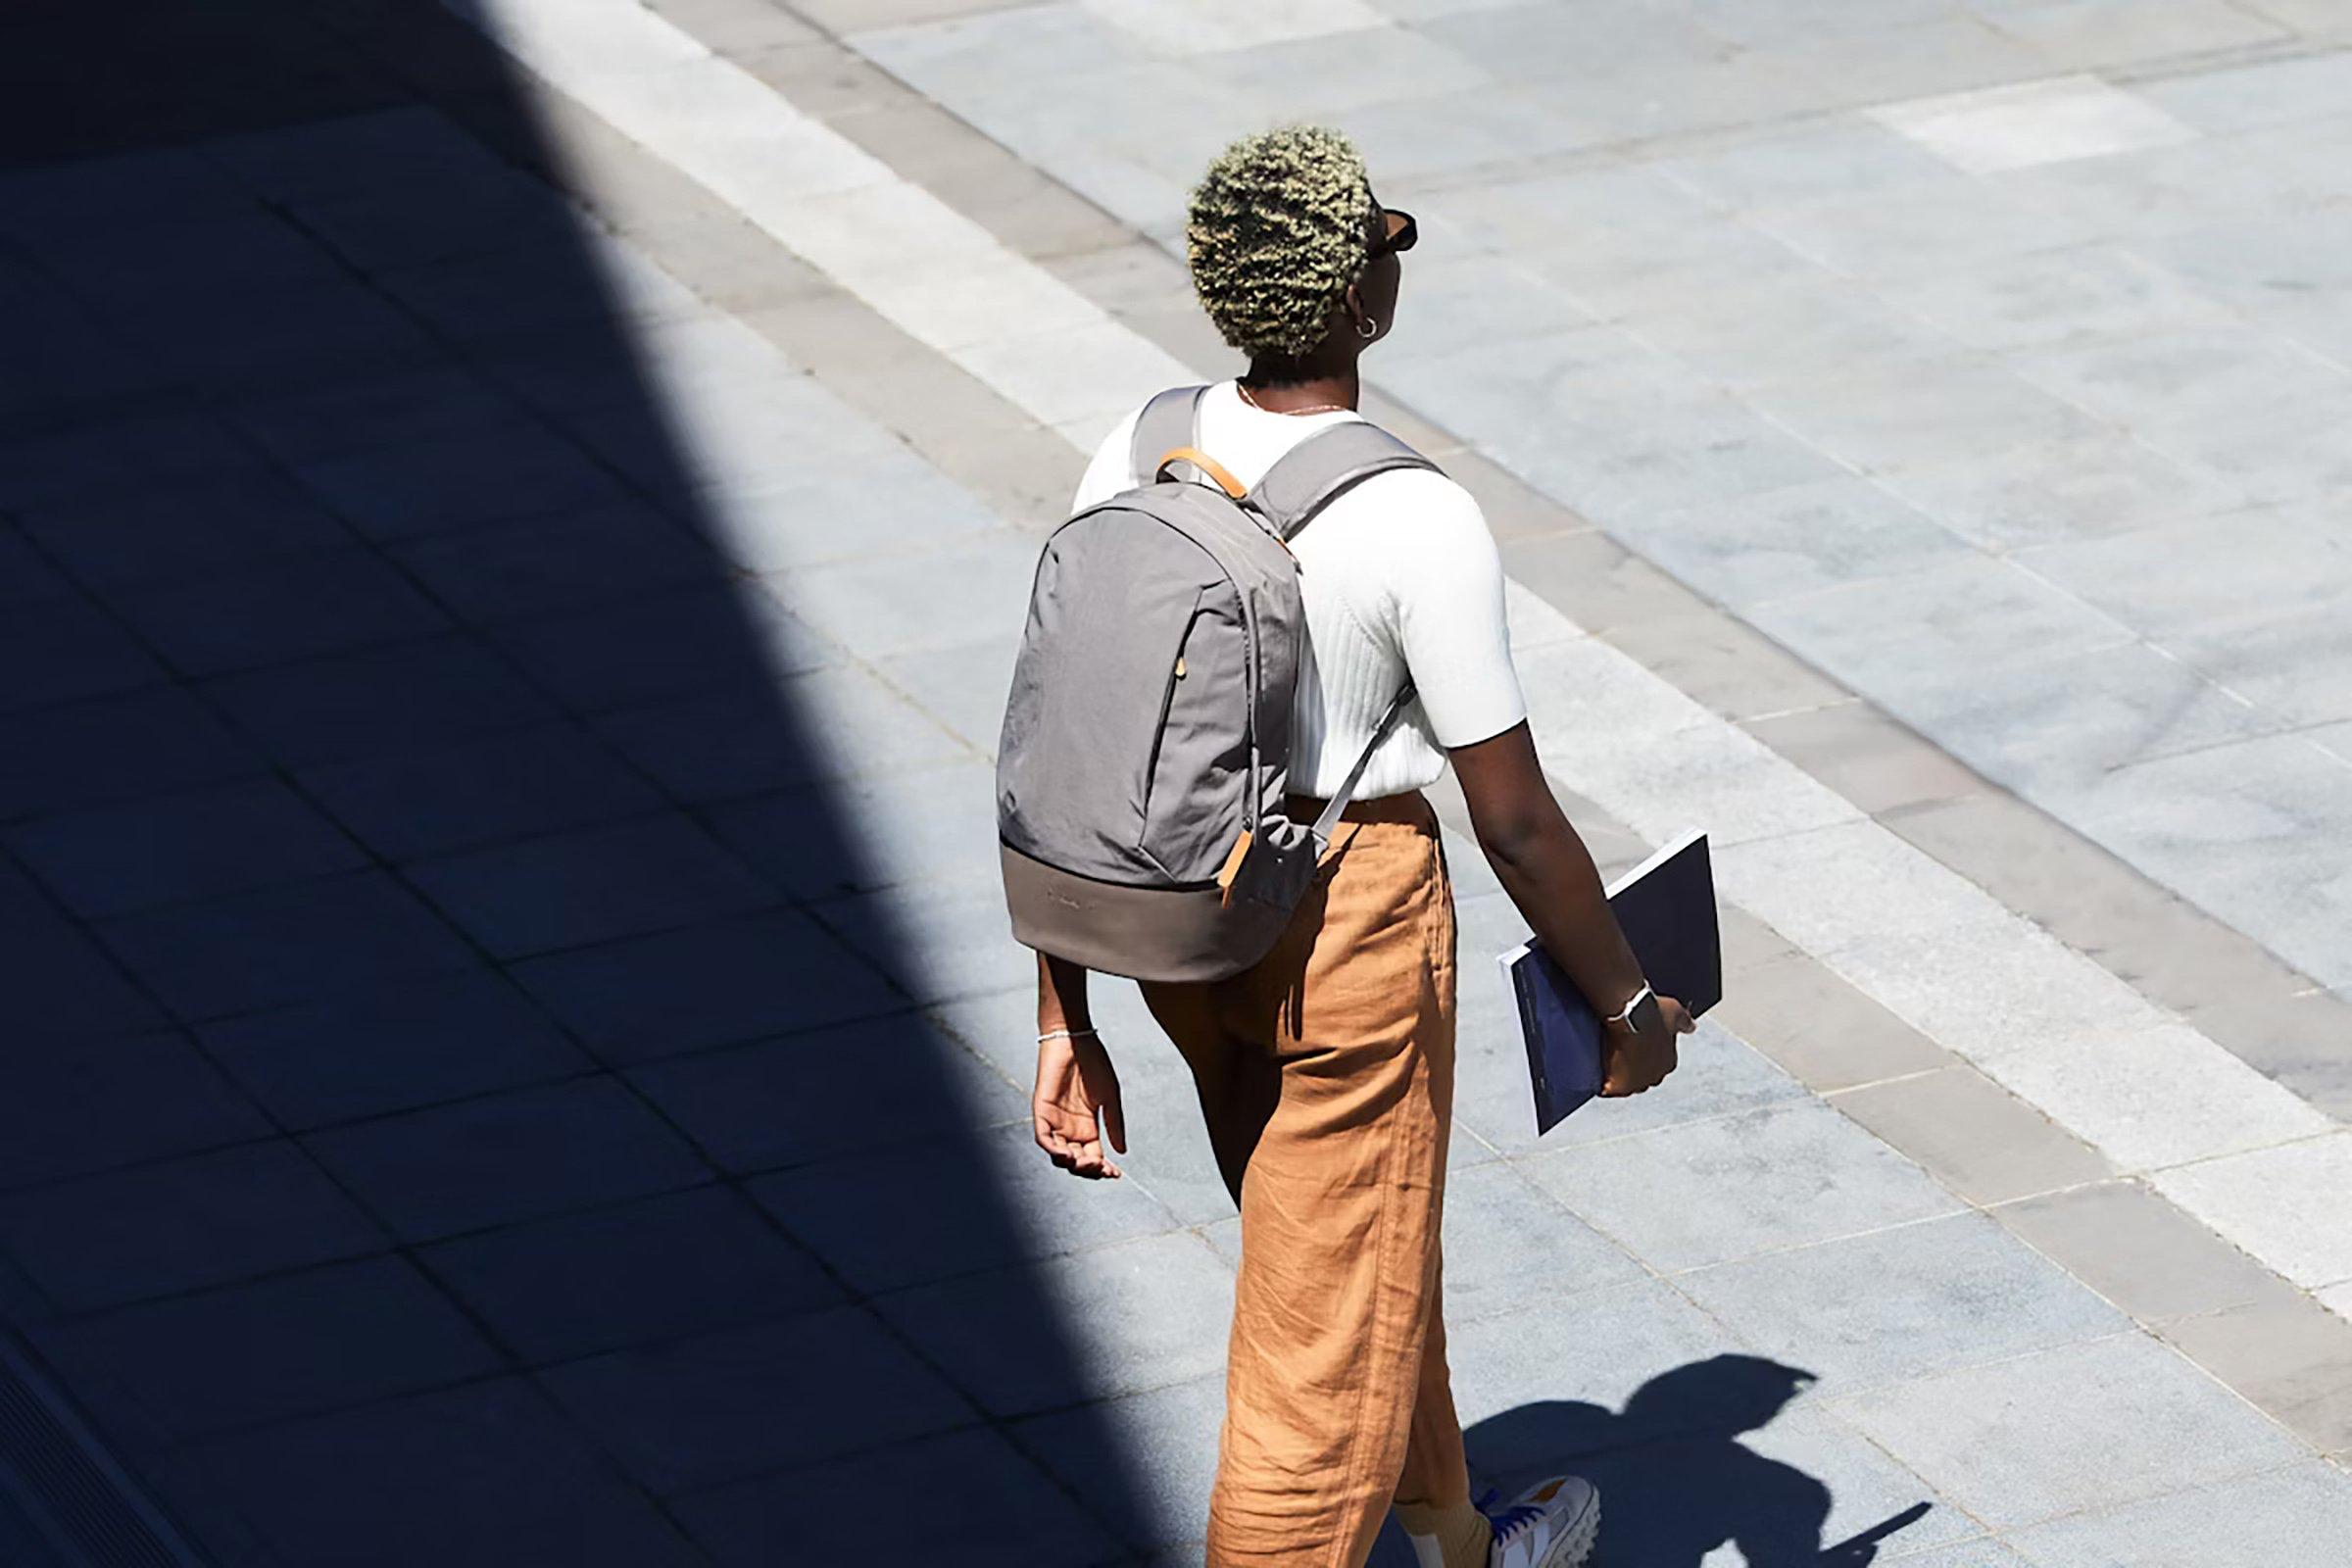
[1034,190,1691,1181]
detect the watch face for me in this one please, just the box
[1627,992,1664,1036]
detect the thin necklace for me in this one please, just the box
[1237,379,1351,417]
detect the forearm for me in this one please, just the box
[1480,798,1647,1018]
[1036,951,1094,1033]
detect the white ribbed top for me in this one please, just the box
[1073,379,1527,800]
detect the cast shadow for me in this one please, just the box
[1455,1356,1929,1567]
[0,2,1136,1565]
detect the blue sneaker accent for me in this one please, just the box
[1472,1477,1600,1568]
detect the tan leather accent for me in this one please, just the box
[1154,446,1248,498]
[1215,828,1253,906]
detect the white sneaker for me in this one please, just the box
[1481,1476,1599,1568]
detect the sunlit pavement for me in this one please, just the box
[1,1,2349,1563]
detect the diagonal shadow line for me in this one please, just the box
[0,2,1148,1562]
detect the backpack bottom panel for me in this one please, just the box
[1001,841,1291,984]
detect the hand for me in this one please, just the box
[1599,994,1694,1097]
[1033,1030,1126,1179]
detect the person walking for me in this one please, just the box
[1025,122,1695,1568]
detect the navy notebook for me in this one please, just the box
[1495,828,1723,1135]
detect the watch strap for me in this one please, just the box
[1604,981,1655,1028]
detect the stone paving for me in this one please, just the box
[0,1,2349,1566]
[846,0,2352,1000]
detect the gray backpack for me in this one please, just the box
[998,381,1441,983]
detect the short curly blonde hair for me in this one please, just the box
[1185,122,1378,363]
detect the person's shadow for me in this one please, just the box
[1440,1355,1928,1567]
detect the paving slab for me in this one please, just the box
[1674,1211,2128,1392]
[2049,735,2352,990]
[1446,1276,1750,1456]
[38,1254,501,1441]
[1889,1541,2032,1567]
[874,1230,1237,1417]
[198,633,562,769]
[1868,431,2242,553]
[1433,1159,1650,1327]
[292,720,670,862]
[676,1424,1122,1568]
[0,1027,270,1193]
[2001,1458,2352,1567]
[1990,1179,2285,1323]
[0,593,163,713]
[1707,948,1956,1094]
[300,1077,711,1245]
[1015,1374,1227,1555]
[5,777,366,921]
[1828,1066,2111,1205]
[92,869,480,1022]
[2137,48,2352,133]
[1830,1332,2310,1532]
[1874,789,2316,1022]
[627,1008,1025,1175]
[1872,638,2280,797]
[403,810,780,959]
[387,500,723,623]
[15,470,358,590]
[2008,322,2349,432]
[511,907,906,1064]
[1522,1098,1964,1273]
[1977,1020,2332,1173]
[1740,699,1990,817]
[750,1117,1187,1293]
[2150,1133,2352,1292]
[2155,1283,2352,1456]
[189,1377,710,1568]
[2161,602,2352,732]
[420,1184,844,1363]
[0,1142,384,1314]
[1866,74,2199,175]
[536,1306,976,1494]
[1606,475,1972,610]
[105,548,455,678]
[0,411,267,511]
[1793,921,2173,1065]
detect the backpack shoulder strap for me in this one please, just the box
[1249,419,1441,542]
[1309,680,1417,848]
[1257,420,1443,839]
[1128,383,1209,489]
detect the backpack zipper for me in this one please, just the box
[1139,605,1200,821]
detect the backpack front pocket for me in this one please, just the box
[1138,599,1201,824]
[997,505,1251,889]
[1137,581,1250,882]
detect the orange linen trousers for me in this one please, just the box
[1138,789,1470,1568]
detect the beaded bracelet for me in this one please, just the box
[1037,1026,1099,1044]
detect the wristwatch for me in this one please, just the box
[1604,980,1660,1036]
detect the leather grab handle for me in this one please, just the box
[1154,446,1248,499]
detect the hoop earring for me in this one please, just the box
[1357,315,1378,339]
